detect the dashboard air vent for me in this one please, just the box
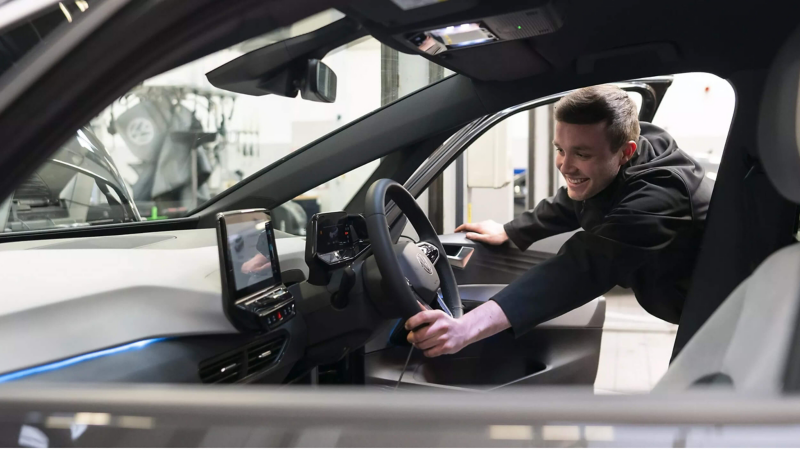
[199,352,243,384]
[246,336,287,376]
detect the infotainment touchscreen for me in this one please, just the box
[217,209,295,332]
[217,209,282,302]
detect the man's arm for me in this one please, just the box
[503,187,581,250]
[408,174,694,350]
[490,175,695,336]
[455,188,580,247]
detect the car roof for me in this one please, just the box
[342,0,798,83]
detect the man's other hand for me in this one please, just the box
[405,310,471,358]
[455,220,509,245]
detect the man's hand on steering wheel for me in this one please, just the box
[455,220,509,245]
[405,300,512,358]
[405,309,471,357]
[364,179,511,359]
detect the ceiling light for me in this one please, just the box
[409,22,498,55]
[75,0,88,12]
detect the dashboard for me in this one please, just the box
[0,210,383,386]
[0,209,603,387]
[0,228,310,384]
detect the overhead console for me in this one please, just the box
[216,209,296,332]
[343,0,564,81]
[346,0,563,54]
[406,4,563,55]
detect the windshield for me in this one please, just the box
[0,9,448,234]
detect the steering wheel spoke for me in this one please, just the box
[363,179,463,320]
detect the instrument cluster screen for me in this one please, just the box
[318,222,364,254]
[312,212,370,266]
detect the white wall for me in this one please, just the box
[465,120,515,224]
[652,73,735,164]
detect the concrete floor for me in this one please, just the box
[594,288,678,394]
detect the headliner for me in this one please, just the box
[343,0,799,83]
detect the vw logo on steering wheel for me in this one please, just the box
[417,253,433,274]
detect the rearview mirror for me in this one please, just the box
[301,60,337,103]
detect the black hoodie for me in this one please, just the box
[493,123,713,336]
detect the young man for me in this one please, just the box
[405,85,713,357]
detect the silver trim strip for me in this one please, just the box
[446,246,474,269]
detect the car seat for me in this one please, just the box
[653,25,800,393]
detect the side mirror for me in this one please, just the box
[300,60,337,103]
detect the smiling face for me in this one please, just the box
[554,121,636,201]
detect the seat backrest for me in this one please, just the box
[655,25,800,393]
[654,244,800,393]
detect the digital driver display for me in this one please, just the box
[311,212,370,266]
[317,223,352,254]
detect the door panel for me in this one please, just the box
[458,284,604,329]
[365,318,602,390]
[440,232,575,285]
[365,230,604,390]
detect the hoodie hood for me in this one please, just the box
[625,122,708,195]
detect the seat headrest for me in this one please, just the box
[758,26,800,204]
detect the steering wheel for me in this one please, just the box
[364,179,463,320]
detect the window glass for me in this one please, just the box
[1,10,443,235]
[1,128,137,232]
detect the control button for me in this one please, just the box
[277,312,283,320]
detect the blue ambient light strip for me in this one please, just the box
[0,338,166,384]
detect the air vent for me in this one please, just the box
[198,335,288,384]
[199,352,243,384]
[246,336,287,377]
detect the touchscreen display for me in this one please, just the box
[218,210,281,300]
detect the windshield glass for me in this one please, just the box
[0,9,448,234]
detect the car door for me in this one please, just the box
[363,79,673,390]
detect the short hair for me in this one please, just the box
[554,85,640,150]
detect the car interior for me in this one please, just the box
[0,0,799,401]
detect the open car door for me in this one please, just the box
[364,78,673,390]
